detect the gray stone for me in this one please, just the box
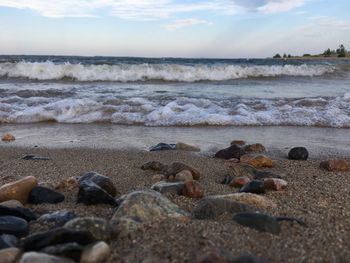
[0,200,23,208]
[233,212,280,235]
[37,211,76,227]
[151,181,184,195]
[19,252,74,263]
[40,242,83,261]
[78,172,117,197]
[80,241,111,263]
[64,217,111,241]
[0,216,28,237]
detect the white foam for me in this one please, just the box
[0,61,335,82]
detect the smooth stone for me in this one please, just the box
[233,212,280,235]
[80,241,111,263]
[214,144,246,160]
[0,205,37,222]
[192,198,254,219]
[230,140,246,146]
[182,181,204,198]
[243,143,266,153]
[175,142,200,152]
[64,217,110,241]
[19,252,75,263]
[229,177,251,188]
[239,180,266,194]
[0,247,21,263]
[77,181,116,206]
[0,234,19,249]
[0,216,28,237]
[78,172,117,197]
[263,178,288,191]
[0,176,38,204]
[320,159,350,172]
[21,228,96,252]
[110,190,189,238]
[1,134,15,142]
[28,187,64,204]
[174,170,193,182]
[197,248,268,263]
[288,147,308,160]
[40,242,83,261]
[54,177,79,191]
[141,161,167,172]
[240,155,275,168]
[21,155,50,161]
[149,143,176,151]
[37,211,76,227]
[165,162,200,180]
[229,163,280,180]
[151,181,184,195]
[208,193,277,209]
[0,200,23,209]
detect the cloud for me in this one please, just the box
[163,18,212,30]
[0,0,307,20]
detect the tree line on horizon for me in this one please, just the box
[273,44,348,59]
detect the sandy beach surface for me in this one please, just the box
[0,141,349,262]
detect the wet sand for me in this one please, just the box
[0,145,349,263]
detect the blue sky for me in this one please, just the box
[0,0,349,58]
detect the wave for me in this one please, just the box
[0,61,335,82]
[1,93,349,127]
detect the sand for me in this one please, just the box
[0,145,349,263]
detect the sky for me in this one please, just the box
[0,0,350,58]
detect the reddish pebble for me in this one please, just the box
[264,178,288,191]
[229,177,251,188]
[182,181,204,198]
[320,159,350,172]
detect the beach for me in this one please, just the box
[0,127,349,262]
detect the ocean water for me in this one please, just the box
[1,55,350,127]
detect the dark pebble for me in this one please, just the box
[0,216,29,237]
[149,143,176,151]
[28,187,65,204]
[288,147,308,160]
[239,180,266,194]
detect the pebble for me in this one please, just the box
[182,181,204,198]
[165,162,200,180]
[0,234,19,249]
[240,154,275,168]
[0,247,21,263]
[214,144,246,160]
[233,212,280,235]
[40,242,83,261]
[229,177,251,188]
[28,187,65,204]
[151,181,184,195]
[1,134,15,142]
[80,241,111,263]
[243,143,266,153]
[77,181,116,206]
[239,180,266,194]
[78,172,117,197]
[175,142,200,152]
[230,140,246,146]
[197,248,268,263]
[0,200,23,208]
[0,205,37,221]
[288,147,308,160]
[320,159,350,172]
[229,163,280,180]
[151,174,165,182]
[0,176,38,204]
[141,161,167,172]
[64,217,111,241]
[21,154,50,161]
[19,252,75,263]
[263,178,288,191]
[37,211,76,227]
[0,216,28,237]
[174,170,193,182]
[149,143,176,151]
[208,193,277,209]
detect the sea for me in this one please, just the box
[0,55,349,154]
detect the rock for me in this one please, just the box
[175,142,200,152]
[77,181,116,206]
[151,174,165,182]
[0,200,23,208]
[21,155,50,161]
[320,159,350,172]
[0,247,21,263]
[21,228,96,252]
[110,190,189,238]
[233,212,280,235]
[229,177,251,188]
[0,234,19,249]
[230,140,246,146]
[239,180,266,194]
[0,216,28,237]
[151,181,184,195]
[182,181,204,198]
[28,187,64,204]
[0,205,37,222]
[192,198,254,219]
[229,163,280,180]
[149,143,176,151]
[54,177,79,191]
[19,252,75,263]
[288,147,308,160]
[80,241,111,263]
[208,193,277,209]
[1,134,15,142]
[174,170,193,182]
[78,172,117,197]
[243,143,266,153]
[263,178,288,191]
[40,242,83,261]
[165,162,200,180]
[215,144,246,160]
[37,211,76,227]
[64,217,111,241]
[0,176,38,204]
[240,155,275,168]
[141,161,167,172]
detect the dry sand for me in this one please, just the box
[0,146,349,263]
